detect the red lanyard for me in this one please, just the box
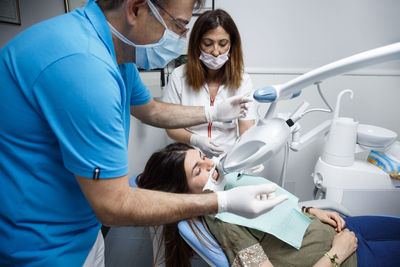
[208,96,215,138]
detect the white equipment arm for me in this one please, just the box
[255,42,400,103]
[290,120,331,152]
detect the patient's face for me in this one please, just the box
[184,149,214,193]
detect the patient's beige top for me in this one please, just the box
[202,214,357,267]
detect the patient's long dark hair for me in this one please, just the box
[137,143,203,267]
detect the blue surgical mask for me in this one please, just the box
[107,0,187,70]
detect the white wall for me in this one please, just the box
[0,0,65,48]
[215,0,400,74]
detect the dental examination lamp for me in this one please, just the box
[221,42,400,216]
[222,42,400,174]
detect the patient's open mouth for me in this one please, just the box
[212,168,220,181]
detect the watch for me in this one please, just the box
[324,252,340,267]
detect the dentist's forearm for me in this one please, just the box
[117,187,218,226]
[131,99,207,129]
[76,174,218,226]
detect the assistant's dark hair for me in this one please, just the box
[186,9,244,91]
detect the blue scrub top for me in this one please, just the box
[0,0,151,265]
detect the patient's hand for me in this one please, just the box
[309,208,346,232]
[329,229,358,264]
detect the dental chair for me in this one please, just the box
[178,220,229,267]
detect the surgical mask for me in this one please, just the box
[199,49,230,70]
[107,0,187,70]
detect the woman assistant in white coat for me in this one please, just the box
[162,9,256,157]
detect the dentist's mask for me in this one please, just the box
[108,0,187,70]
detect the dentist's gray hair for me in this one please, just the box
[97,0,204,11]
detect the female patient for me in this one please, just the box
[137,143,400,267]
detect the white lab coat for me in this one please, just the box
[162,65,257,154]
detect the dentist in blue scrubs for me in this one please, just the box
[0,0,288,265]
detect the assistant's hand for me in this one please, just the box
[309,208,346,232]
[329,229,358,264]
[205,94,253,122]
[190,134,224,157]
[217,183,288,219]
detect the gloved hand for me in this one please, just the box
[190,134,224,157]
[204,94,253,122]
[216,183,288,218]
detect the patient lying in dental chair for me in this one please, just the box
[137,142,400,267]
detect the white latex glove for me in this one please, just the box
[216,183,288,219]
[203,159,226,192]
[204,94,253,122]
[190,134,224,157]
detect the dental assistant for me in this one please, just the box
[162,9,256,157]
[0,0,286,266]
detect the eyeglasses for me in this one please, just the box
[151,1,190,38]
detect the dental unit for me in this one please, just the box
[220,42,400,216]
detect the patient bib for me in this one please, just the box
[216,174,312,249]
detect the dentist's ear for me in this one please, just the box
[125,0,147,25]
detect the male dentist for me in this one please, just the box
[0,0,287,265]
